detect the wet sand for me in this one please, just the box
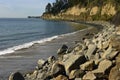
[0,25,98,79]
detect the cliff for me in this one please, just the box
[41,0,120,25]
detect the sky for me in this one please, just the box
[0,0,54,18]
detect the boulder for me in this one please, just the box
[9,72,25,80]
[92,59,112,74]
[37,71,47,79]
[97,40,102,49]
[85,44,97,60]
[116,27,120,35]
[102,46,112,59]
[37,59,46,69]
[63,55,86,75]
[109,54,120,80]
[57,44,68,55]
[51,62,66,77]
[102,41,109,49]
[110,35,120,51]
[107,51,119,60]
[28,70,38,79]
[109,66,120,80]
[69,69,85,79]
[83,72,96,80]
[80,60,94,71]
[94,53,101,60]
[47,56,56,63]
[54,75,68,80]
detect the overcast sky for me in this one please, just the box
[0,0,54,18]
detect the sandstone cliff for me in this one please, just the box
[41,0,120,25]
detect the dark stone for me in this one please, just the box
[57,44,68,55]
[9,72,25,80]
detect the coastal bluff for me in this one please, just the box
[9,21,120,80]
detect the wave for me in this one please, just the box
[0,36,58,55]
[0,28,87,56]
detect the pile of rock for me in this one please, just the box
[9,22,120,80]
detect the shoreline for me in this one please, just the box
[8,21,120,80]
[0,21,100,79]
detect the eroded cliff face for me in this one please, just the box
[42,2,118,22]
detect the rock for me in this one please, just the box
[54,75,68,80]
[107,51,119,60]
[80,60,94,71]
[37,72,46,79]
[102,41,109,49]
[109,54,120,80]
[109,66,120,80]
[83,72,96,80]
[69,69,85,79]
[94,53,101,60]
[102,46,112,59]
[9,72,25,80]
[57,44,68,55]
[116,31,120,35]
[85,44,97,60]
[51,62,66,77]
[26,70,38,79]
[72,43,84,55]
[37,59,46,69]
[63,55,86,75]
[84,39,90,46]
[114,54,120,64]
[110,35,120,51]
[48,56,56,63]
[97,41,102,49]
[92,59,112,74]
[116,27,120,35]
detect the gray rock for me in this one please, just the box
[85,44,97,60]
[80,60,94,71]
[83,72,96,80]
[63,55,86,75]
[92,59,112,74]
[57,44,68,55]
[37,59,46,69]
[51,62,65,77]
[9,72,25,80]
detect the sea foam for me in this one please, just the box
[0,30,83,55]
[0,36,58,55]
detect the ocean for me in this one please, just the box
[0,18,80,55]
[0,18,95,79]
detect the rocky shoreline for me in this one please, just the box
[9,21,120,80]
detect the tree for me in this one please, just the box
[45,3,52,13]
